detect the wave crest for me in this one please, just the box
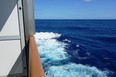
[35,32,61,40]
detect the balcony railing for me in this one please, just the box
[29,35,45,77]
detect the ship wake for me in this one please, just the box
[35,32,108,77]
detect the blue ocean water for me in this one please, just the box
[35,20,116,77]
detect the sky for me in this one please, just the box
[34,0,116,19]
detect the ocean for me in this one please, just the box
[35,19,116,77]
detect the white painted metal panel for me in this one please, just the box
[0,40,23,76]
[0,4,20,36]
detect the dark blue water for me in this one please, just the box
[35,19,116,77]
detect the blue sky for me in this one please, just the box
[34,0,116,19]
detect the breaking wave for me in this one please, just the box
[34,32,108,77]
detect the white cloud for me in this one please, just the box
[83,0,93,2]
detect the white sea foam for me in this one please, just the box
[76,44,80,47]
[63,39,71,42]
[35,32,61,40]
[35,32,68,62]
[46,63,108,77]
[35,32,108,77]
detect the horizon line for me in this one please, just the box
[35,18,116,20]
